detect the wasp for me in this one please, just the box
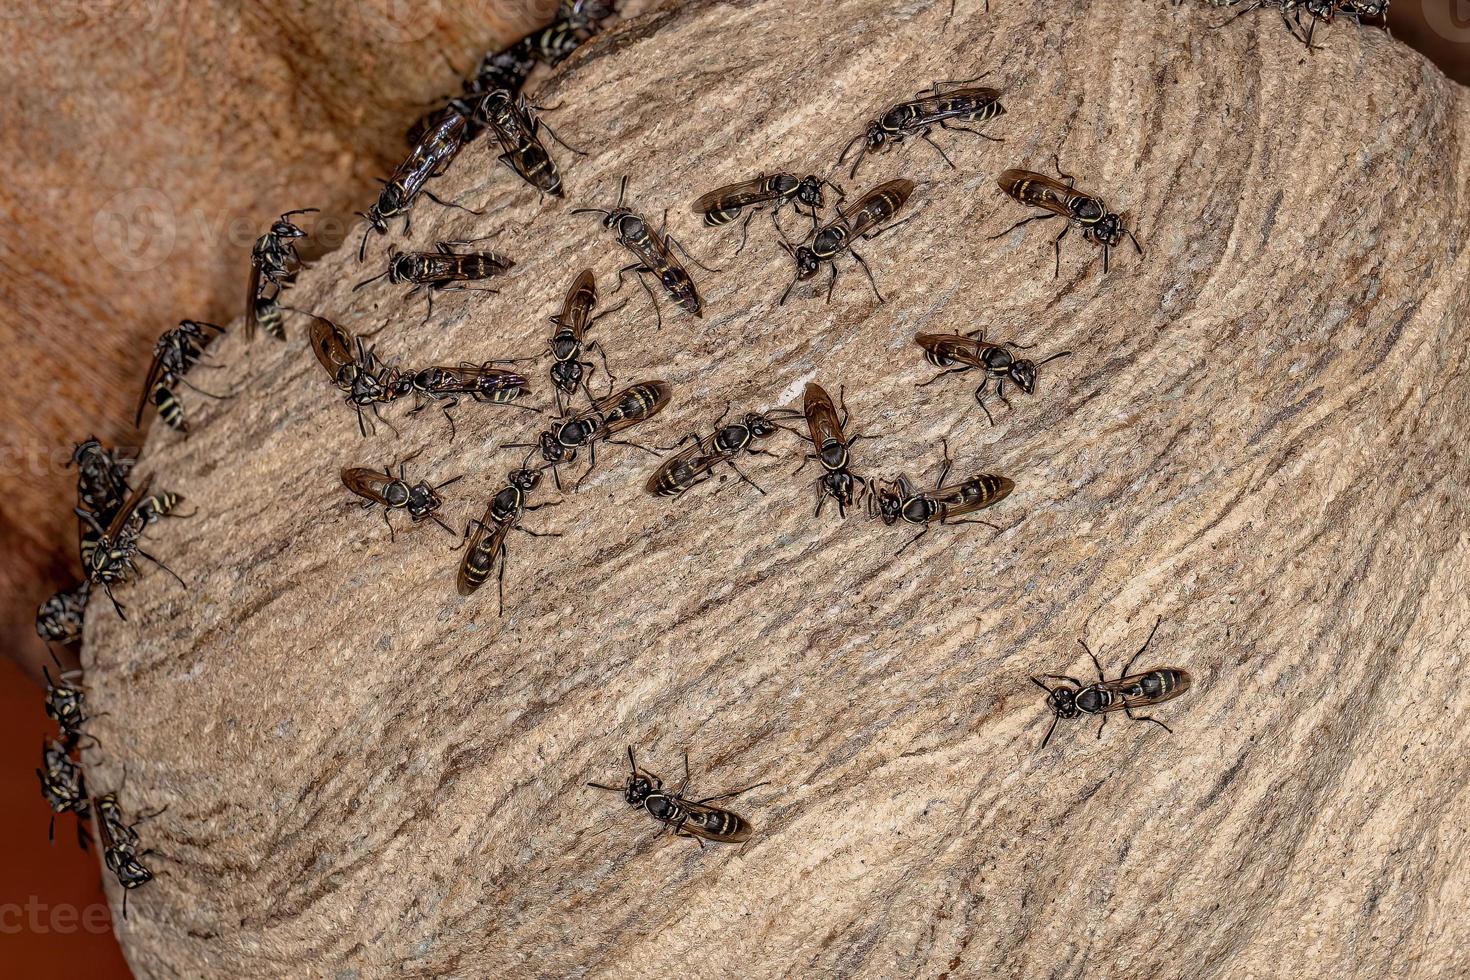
[915,330,1072,425]
[780,178,915,305]
[247,208,316,340]
[529,0,616,65]
[1211,0,1337,47]
[403,362,533,439]
[993,157,1143,276]
[868,439,1013,555]
[342,455,462,540]
[358,108,480,260]
[508,380,671,489]
[36,583,91,649]
[38,741,89,843]
[546,269,624,414]
[75,475,186,619]
[94,795,155,918]
[481,88,582,198]
[691,172,841,254]
[135,320,229,434]
[588,747,765,847]
[354,239,514,323]
[1031,618,1193,749]
[43,655,89,748]
[573,177,712,329]
[307,315,412,436]
[799,382,867,518]
[1336,0,1389,24]
[646,406,801,498]
[458,468,560,612]
[839,78,1005,179]
[70,438,134,524]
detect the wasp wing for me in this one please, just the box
[245,261,264,340]
[997,169,1077,219]
[457,511,512,596]
[558,268,597,334]
[914,332,998,370]
[309,316,356,379]
[843,178,915,239]
[933,473,1014,519]
[690,178,781,218]
[802,382,846,449]
[675,800,754,844]
[340,467,396,506]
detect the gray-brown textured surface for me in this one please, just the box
[84,0,1470,976]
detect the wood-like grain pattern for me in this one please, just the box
[84,0,1470,976]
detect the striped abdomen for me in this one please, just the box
[153,387,186,431]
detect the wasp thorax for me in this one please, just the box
[818,441,848,471]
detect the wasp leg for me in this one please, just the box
[422,189,483,216]
[1119,617,1164,677]
[939,118,1003,143]
[1096,714,1108,739]
[935,440,953,490]
[1051,154,1077,187]
[1125,706,1174,734]
[723,458,766,495]
[825,260,840,304]
[735,209,757,256]
[862,212,918,241]
[1079,639,1108,683]
[382,509,396,542]
[1052,223,1071,279]
[919,128,957,170]
[697,780,769,805]
[848,247,884,304]
[989,211,1056,241]
[895,524,929,557]
[661,216,720,274]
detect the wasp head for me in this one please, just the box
[539,429,573,463]
[550,359,584,394]
[270,216,308,240]
[795,175,825,209]
[1045,685,1080,719]
[1090,213,1126,247]
[870,484,903,525]
[404,482,443,521]
[785,242,822,280]
[822,469,857,510]
[743,413,783,440]
[508,468,541,493]
[622,774,657,807]
[106,849,154,889]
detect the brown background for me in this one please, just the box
[1,0,1467,975]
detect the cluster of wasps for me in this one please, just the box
[35,0,1208,859]
[34,441,174,913]
[1202,0,1390,48]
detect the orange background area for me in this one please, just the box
[0,656,130,977]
